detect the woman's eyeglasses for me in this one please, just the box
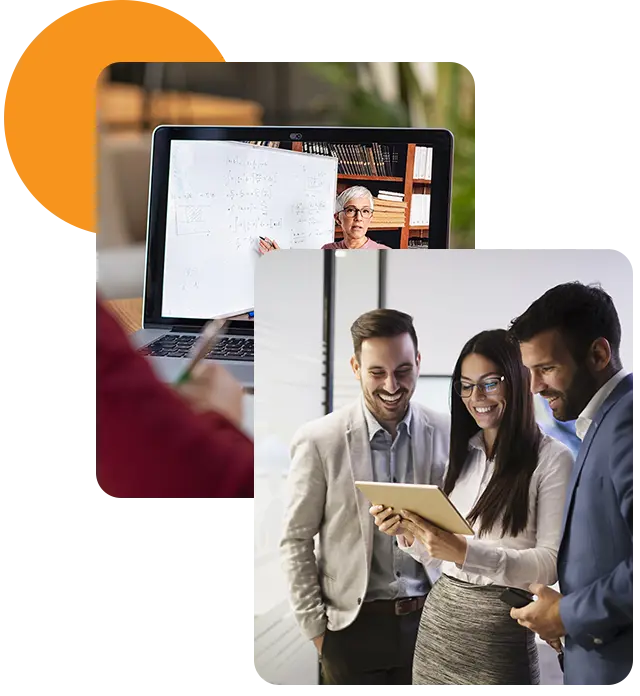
[340,206,374,219]
[454,375,505,399]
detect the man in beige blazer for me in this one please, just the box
[280,309,450,684]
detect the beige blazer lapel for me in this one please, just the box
[410,405,435,484]
[346,400,375,574]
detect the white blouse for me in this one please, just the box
[400,431,574,590]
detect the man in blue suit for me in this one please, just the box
[508,282,632,685]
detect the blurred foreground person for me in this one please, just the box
[97,298,253,497]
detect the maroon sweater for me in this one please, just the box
[97,299,253,497]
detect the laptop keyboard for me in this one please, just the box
[140,334,254,362]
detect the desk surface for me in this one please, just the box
[105,298,143,335]
[105,298,252,335]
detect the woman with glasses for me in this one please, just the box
[259,186,390,253]
[370,329,573,684]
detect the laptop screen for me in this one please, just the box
[144,127,453,328]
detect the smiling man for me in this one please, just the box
[280,309,449,684]
[508,282,632,685]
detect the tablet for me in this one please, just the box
[355,481,474,536]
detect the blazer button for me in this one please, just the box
[357,597,362,605]
[593,637,603,645]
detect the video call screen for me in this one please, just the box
[161,139,433,319]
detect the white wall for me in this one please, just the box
[385,249,633,374]
[332,250,381,410]
[254,250,325,684]
[413,376,452,414]
[254,251,328,446]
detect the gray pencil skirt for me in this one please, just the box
[413,574,540,685]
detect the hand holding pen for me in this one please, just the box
[173,319,244,427]
[174,318,227,385]
[259,236,280,254]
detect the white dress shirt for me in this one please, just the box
[363,402,429,600]
[399,431,574,590]
[575,369,629,441]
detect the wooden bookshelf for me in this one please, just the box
[408,226,429,248]
[335,225,402,239]
[293,141,431,249]
[337,174,403,182]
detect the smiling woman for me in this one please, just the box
[372,328,575,685]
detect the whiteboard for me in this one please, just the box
[161,140,338,319]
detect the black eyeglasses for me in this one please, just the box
[340,206,374,219]
[454,375,505,399]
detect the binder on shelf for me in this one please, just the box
[409,193,431,227]
[413,146,433,180]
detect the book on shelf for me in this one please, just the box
[375,207,407,215]
[372,212,406,221]
[409,193,431,226]
[377,189,404,202]
[413,146,432,180]
[375,210,407,217]
[374,197,407,210]
[301,142,403,177]
[371,195,406,227]
[373,143,385,175]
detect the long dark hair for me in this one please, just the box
[444,329,541,538]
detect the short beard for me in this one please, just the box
[363,387,410,427]
[561,362,600,421]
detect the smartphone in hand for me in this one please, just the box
[499,587,535,609]
[500,588,564,673]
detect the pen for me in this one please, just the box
[259,236,274,250]
[173,318,227,385]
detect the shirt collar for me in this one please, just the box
[468,430,494,459]
[362,396,412,441]
[468,430,485,451]
[575,369,629,440]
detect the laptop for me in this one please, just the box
[131,125,453,386]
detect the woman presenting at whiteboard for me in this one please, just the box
[370,329,573,684]
[259,186,390,253]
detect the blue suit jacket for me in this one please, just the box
[557,374,633,685]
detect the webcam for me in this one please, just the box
[290,132,303,140]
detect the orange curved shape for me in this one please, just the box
[4,1,223,232]
[5,0,640,235]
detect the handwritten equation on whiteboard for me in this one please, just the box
[168,140,338,250]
